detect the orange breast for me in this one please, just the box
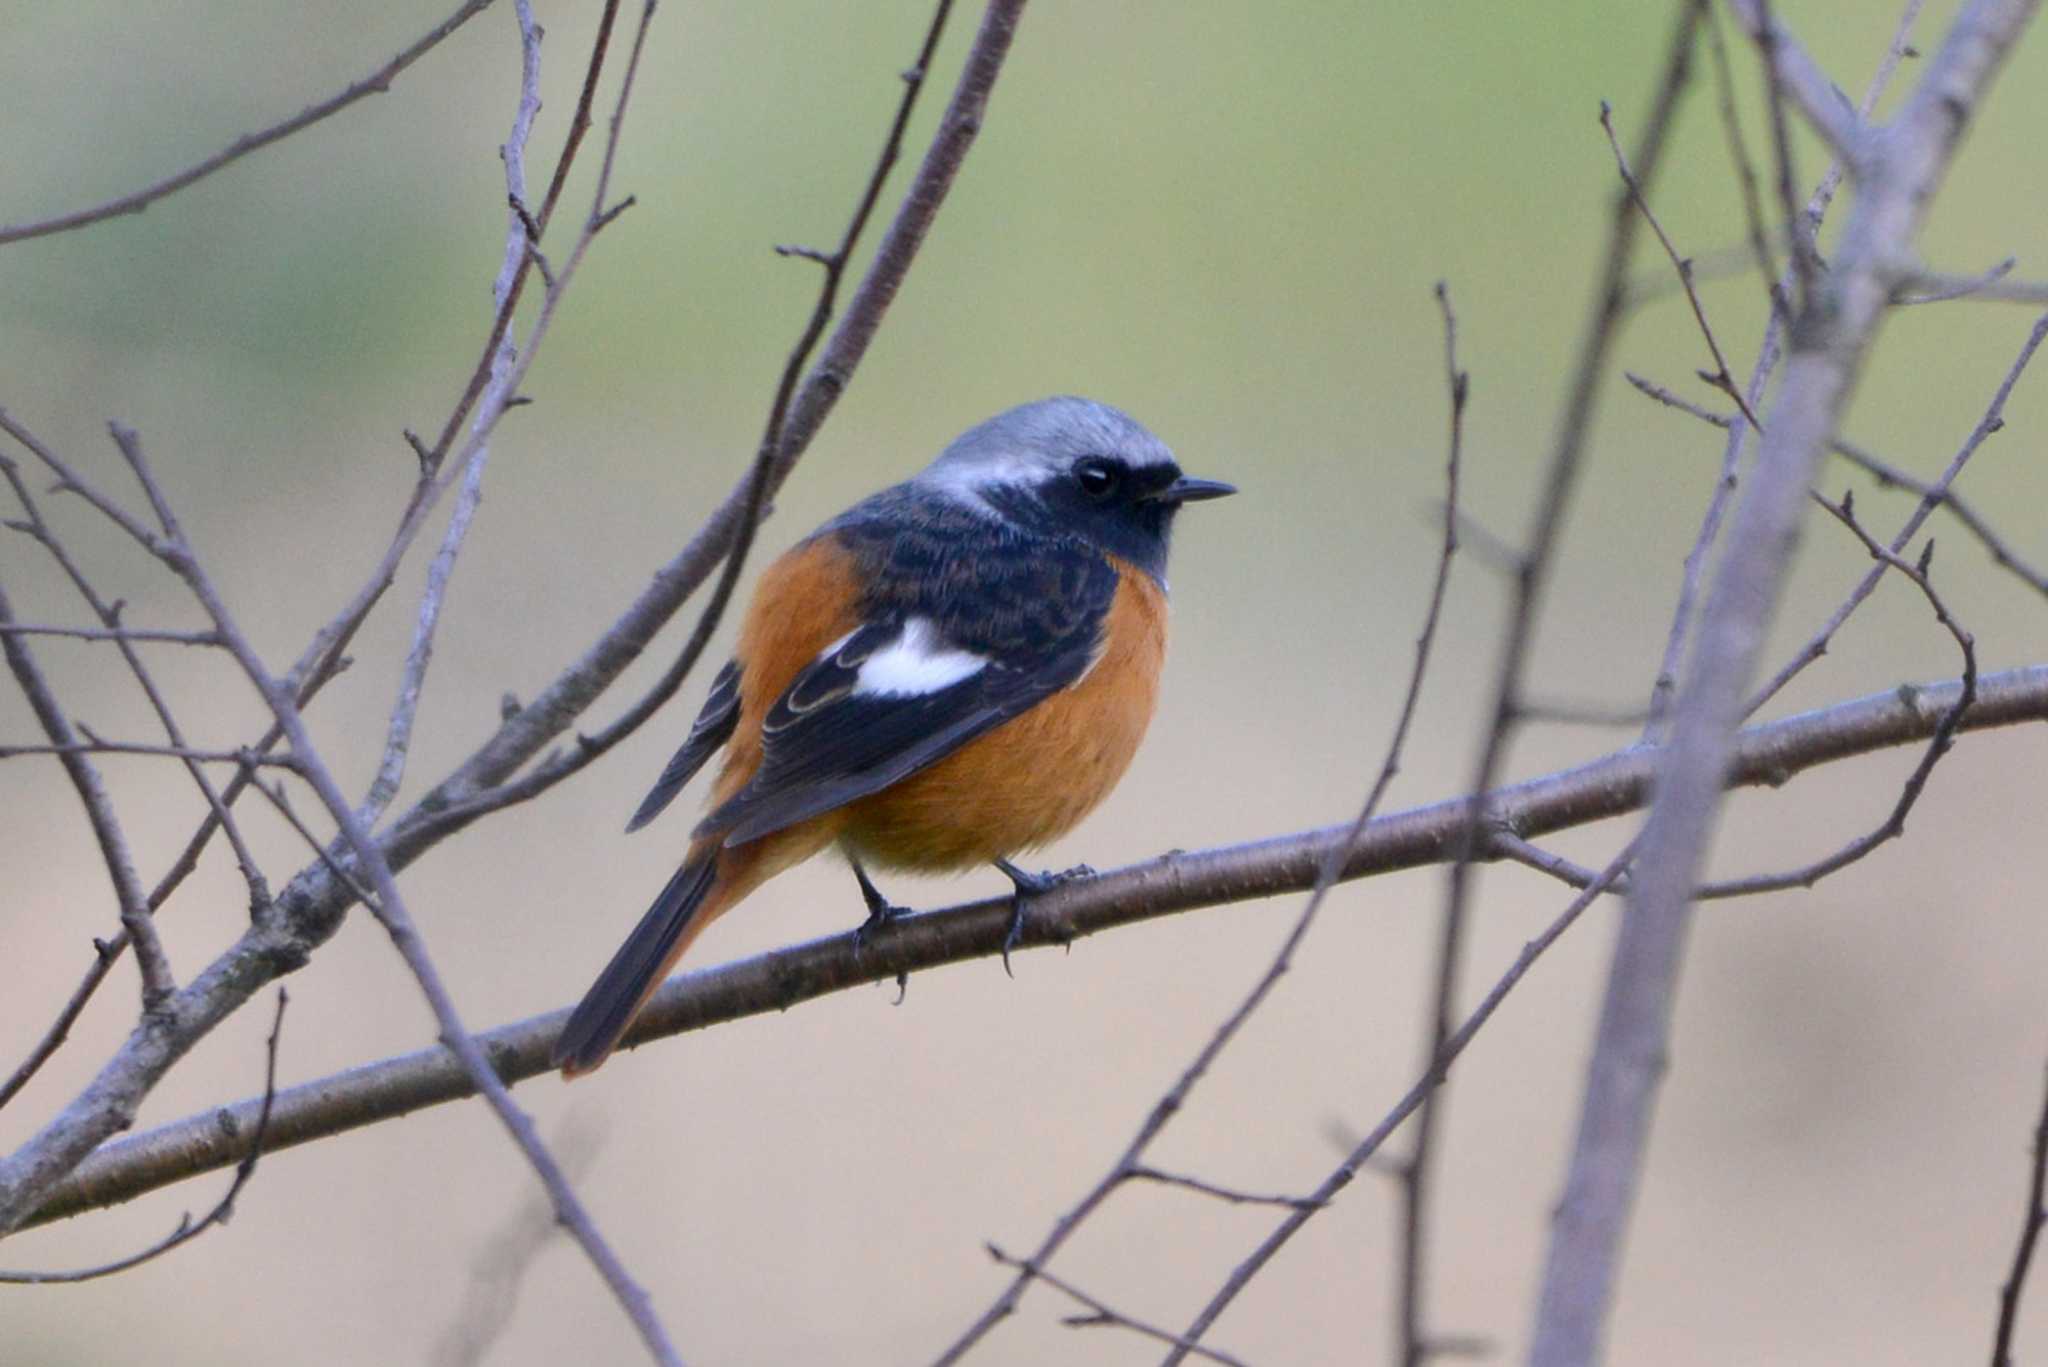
[839,559,1168,871]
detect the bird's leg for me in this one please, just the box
[849,855,911,953]
[993,857,1095,976]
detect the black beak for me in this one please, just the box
[1149,475,1237,505]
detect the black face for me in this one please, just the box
[989,455,1200,582]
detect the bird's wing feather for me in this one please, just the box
[625,657,742,832]
[699,542,1118,847]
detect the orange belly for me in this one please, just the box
[838,565,1166,870]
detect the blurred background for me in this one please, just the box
[2,1,2046,1362]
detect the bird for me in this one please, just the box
[553,396,1234,1075]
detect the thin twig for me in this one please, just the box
[1896,259,2048,306]
[1723,0,1873,175]
[1630,368,2048,599]
[1753,0,1821,309]
[0,740,290,766]
[1600,98,1763,429]
[0,1,497,246]
[1169,849,1637,1361]
[358,0,547,826]
[1750,312,2048,715]
[1992,1063,2048,1367]
[1396,283,1477,1367]
[1704,6,1786,320]
[0,623,221,646]
[597,0,963,841]
[1642,0,1923,737]
[983,1246,1251,1367]
[1699,488,1981,898]
[0,989,287,1284]
[1125,1166,1325,1212]
[1828,437,2048,596]
[1895,255,2018,304]
[1489,833,1622,894]
[0,575,176,1005]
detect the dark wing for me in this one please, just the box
[698,547,1117,848]
[625,658,742,833]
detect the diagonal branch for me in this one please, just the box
[0,0,497,246]
[0,575,176,1006]
[1992,1063,2048,1367]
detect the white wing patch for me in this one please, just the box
[853,617,987,697]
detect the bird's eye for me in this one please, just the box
[1072,457,1120,500]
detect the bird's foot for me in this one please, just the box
[993,859,1095,977]
[850,860,913,956]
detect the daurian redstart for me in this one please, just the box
[555,396,1232,1074]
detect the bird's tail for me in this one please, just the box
[555,853,723,1076]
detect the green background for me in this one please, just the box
[2,2,2045,1363]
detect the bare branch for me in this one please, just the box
[1533,5,2041,1362]
[1703,8,1785,319]
[1396,283,1478,1367]
[0,990,286,1284]
[18,663,2048,1230]
[358,0,548,826]
[1599,98,1762,429]
[0,577,176,1005]
[1896,259,2048,306]
[1643,0,1922,736]
[1722,0,1873,170]
[0,740,290,767]
[1827,436,2048,596]
[1750,311,2048,715]
[1629,366,2048,600]
[1168,850,1638,1362]
[983,1246,1251,1367]
[0,623,221,646]
[0,1,497,246]
[1992,1064,2048,1367]
[1125,1166,1325,1212]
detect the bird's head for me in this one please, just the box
[917,396,1234,581]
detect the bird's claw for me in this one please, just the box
[853,897,909,956]
[994,859,1096,976]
